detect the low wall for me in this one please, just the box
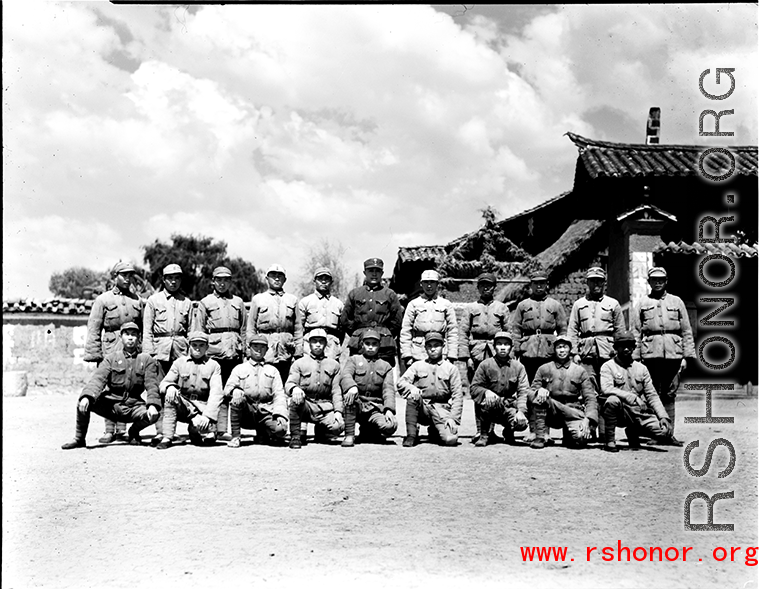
[3,324,96,394]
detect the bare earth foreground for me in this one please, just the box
[3,393,758,589]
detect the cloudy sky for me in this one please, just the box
[4,3,757,299]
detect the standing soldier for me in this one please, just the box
[285,329,344,449]
[340,330,397,447]
[630,267,695,446]
[83,261,145,444]
[194,266,247,441]
[567,267,626,390]
[298,267,344,361]
[599,331,674,452]
[399,269,458,373]
[142,264,193,445]
[341,258,404,367]
[458,272,510,443]
[398,332,463,447]
[155,331,224,449]
[224,334,288,448]
[469,332,530,447]
[61,322,160,449]
[527,335,597,450]
[510,271,568,385]
[246,264,303,385]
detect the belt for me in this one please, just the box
[642,329,681,335]
[523,328,550,336]
[261,328,288,334]
[580,330,614,337]
[209,327,239,334]
[181,392,207,403]
[154,331,187,338]
[471,333,494,340]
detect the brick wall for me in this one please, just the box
[549,268,588,317]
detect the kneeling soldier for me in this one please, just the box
[285,329,344,449]
[340,329,397,447]
[61,322,160,449]
[469,332,529,447]
[528,335,597,449]
[398,332,463,447]
[225,334,288,447]
[599,331,673,452]
[155,331,223,449]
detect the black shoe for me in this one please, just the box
[289,437,302,449]
[530,438,545,450]
[151,435,162,447]
[61,439,85,450]
[604,442,619,453]
[155,438,172,450]
[127,436,144,446]
[341,435,355,448]
[216,433,233,442]
[487,431,505,445]
[474,436,488,447]
[98,433,116,444]
[402,435,418,447]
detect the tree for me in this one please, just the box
[295,238,356,300]
[49,267,110,299]
[142,234,265,300]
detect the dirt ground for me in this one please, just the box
[3,393,757,589]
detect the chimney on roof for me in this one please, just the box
[646,107,661,145]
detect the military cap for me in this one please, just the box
[213,266,232,278]
[364,258,384,270]
[420,270,440,282]
[187,331,209,343]
[362,329,381,342]
[314,267,332,279]
[648,267,668,278]
[119,321,140,333]
[477,272,497,284]
[163,263,183,276]
[112,261,136,275]
[493,331,513,342]
[425,332,444,344]
[306,328,328,341]
[586,267,606,279]
[614,331,636,346]
[553,334,572,348]
[266,264,287,276]
[247,333,268,346]
[529,270,548,281]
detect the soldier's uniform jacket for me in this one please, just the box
[194,292,246,361]
[341,284,404,353]
[224,359,287,418]
[400,294,459,361]
[531,359,598,423]
[83,288,144,362]
[285,354,343,414]
[631,292,696,361]
[469,357,530,414]
[340,354,396,414]
[397,359,463,424]
[160,356,224,422]
[567,295,626,360]
[142,289,193,362]
[299,291,344,353]
[599,358,668,420]
[246,290,304,364]
[510,296,567,359]
[458,299,510,361]
[80,349,160,408]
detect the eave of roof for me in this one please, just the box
[654,241,758,258]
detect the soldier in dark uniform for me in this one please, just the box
[528,335,597,450]
[83,261,145,444]
[193,265,247,441]
[599,331,674,452]
[341,258,404,367]
[630,267,695,445]
[340,330,397,447]
[61,322,160,449]
[469,332,530,446]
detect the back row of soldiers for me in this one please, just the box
[70,256,694,450]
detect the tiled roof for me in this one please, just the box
[397,245,447,263]
[3,297,95,315]
[567,132,758,179]
[654,241,758,258]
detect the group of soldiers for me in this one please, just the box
[62,256,695,453]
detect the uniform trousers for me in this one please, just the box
[230,400,287,443]
[527,391,589,446]
[73,396,158,442]
[343,401,396,439]
[404,398,457,446]
[476,398,528,440]
[602,396,667,444]
[288,399,344,440]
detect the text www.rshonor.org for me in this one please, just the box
[520,543,758,565]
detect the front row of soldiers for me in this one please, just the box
[62,322,676,453]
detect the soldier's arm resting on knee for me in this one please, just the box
[203,362,225,423]
[397,366,421,401]
[381,365,396,414]
[579,371,598,426]
[81,356,112,406]
[143,356,162,410]
[469,362,491,405]
[449,365,464,425]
